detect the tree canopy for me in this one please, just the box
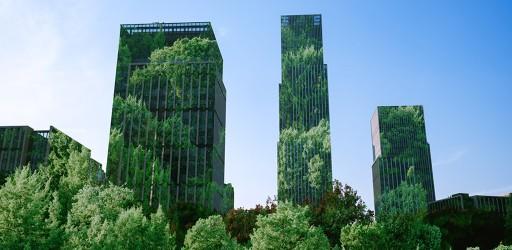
[311,180,373,246]
[341,176,441,250]
[250,202,330,249]
[183,215,238,250]
[0,167,51,249]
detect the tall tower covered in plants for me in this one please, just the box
[107,22,230,212]
[371,105,436,215]
[278,15,332,204]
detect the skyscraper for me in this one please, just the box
[107,22,230,211]
[278,15,332,204]
[371,106,436,214]
[0,125,101,183]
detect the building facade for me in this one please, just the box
[107,22,229,211]
[371,106,436,214]
[278,15,332,204]
[0,125,101,183]
[429,193,511,217]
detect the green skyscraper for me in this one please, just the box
[107,22,231,212]
[371,105,436,215]
[278,15,333,204]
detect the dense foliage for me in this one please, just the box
[0,126,508,250]
[0,167,52,249]
[341,178,441,250]
[1,161,509,249]
[427,208,507,249]
[168,202,216,248]
[250,202,330,249]
[0,132,176,249]
[183,215,239,249]
[378,106,428,159]
[278,119,332,203]
[224,198,277,246]
[311,180,373,246]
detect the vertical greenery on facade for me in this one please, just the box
[107,22,230,212]
[278,119,331,204]
[278,15,332,204]
[371,106,436,215]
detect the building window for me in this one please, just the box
[314,15,321,26]
[281,16,289,27]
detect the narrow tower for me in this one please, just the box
[278,15,332,204]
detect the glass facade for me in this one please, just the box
[371,106,436,214]
[278,15,332,204]
[0,126,101,184]
[107,22,228,211]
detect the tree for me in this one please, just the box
[64,185,136,249]
[147,206,176,249]
[169,202,216,248]
[340,215,441,250]
[45,129,83,190]
[340,222,383,250]
[0,167,51,249]
[58,148,100,221]
[107,208,148,249]
[64,185,175,249]
[250,202,329,249]
[427,208,507,249]
[373,174,442,249]
[495,243,512,250]
[183,215,238,250]
[379,213,441,250]
[104,206,175,250]
[46,191,66,248]
[224,198,277,246]
[339,170,442,249]
[312,180,373,246]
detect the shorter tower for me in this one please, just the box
[371,106,436,214]
[0,126,102,183]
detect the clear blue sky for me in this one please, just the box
[1,0,511,210]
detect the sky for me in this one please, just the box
[1,0,511,210]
